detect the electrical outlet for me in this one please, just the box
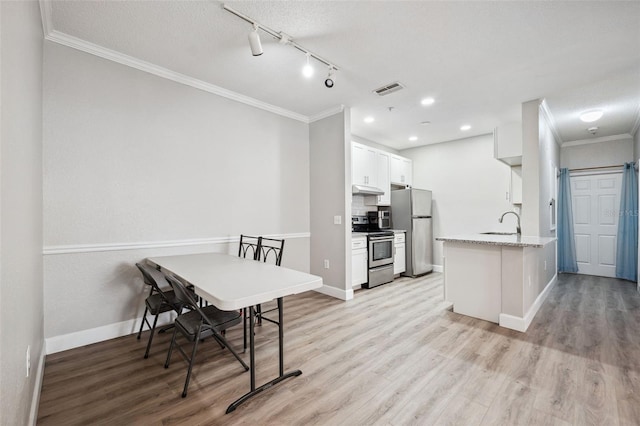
[544,260,547,271]
[528,276,532,288]
[333,215,342,225]
[26,345,30,378]
[324,259,330,269]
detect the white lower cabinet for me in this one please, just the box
[394,232,406,275]
[352,236,368,287]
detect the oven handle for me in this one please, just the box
[369,236,394,242]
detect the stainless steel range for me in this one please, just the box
[352,215,395,288]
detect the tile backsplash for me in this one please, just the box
[351,195,378,216]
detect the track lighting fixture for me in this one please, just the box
[325,67,336,88]
[302,53,314,78]
[223,4,339,86]
[248,24,263,56]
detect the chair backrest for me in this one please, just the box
[258,237,284,266]
[238,234,261,260]
[136,263,171,297]
[165,275,215,327]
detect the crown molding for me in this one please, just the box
[561,133,633,148]
[539,99,563,146]
[39,0,53,36]
[308,105,345,123]
[41,25,309,123]
[631,105,640,137]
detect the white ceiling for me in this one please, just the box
[48,1,640,150]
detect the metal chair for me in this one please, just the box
[238,234,261,260]
[254,237,285,325]
[238,234,261,350]
[135,263,186,359]
[164,275,249,398]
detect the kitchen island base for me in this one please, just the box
[439,234,556,332]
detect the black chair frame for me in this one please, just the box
[164,275,249,398]
[135,263,185,359]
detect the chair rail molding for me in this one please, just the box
[43,233,311,255]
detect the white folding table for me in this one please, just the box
[146,252,322,413]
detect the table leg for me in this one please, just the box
[225,297,302,414]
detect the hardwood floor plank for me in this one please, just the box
[37,272,639,425]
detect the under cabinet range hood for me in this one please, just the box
[352,184,384,195]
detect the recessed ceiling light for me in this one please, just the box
[409,136,418,141]
[460,124,471,131]
[421,97,435,106]
[580,110,603,123]
[364,116,375,124]
[420,121,431,125]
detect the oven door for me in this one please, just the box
[369,236,394,268]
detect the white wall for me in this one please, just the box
[402,134,514,267]
[0,1,44,424]
[43,43,311,346]
[309,110,351,299]
[538,106,561,239]
[561,137,634,169]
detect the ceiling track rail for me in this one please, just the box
[222,4,339,71]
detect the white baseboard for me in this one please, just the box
[45,312,174,354]
[499,273,558,332]
[433,264,443,273]
[28,341,46,425]
[314,285,353,301]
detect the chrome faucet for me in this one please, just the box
[499,211,521,235]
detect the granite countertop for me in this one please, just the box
[436,233,556,248]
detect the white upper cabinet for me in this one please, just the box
[365,151,391,206]
[494,122,522,166]
[352,142,378,187]
[510,165,522,205]
[390,154,412,186]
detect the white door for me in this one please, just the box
[571,173,622,277]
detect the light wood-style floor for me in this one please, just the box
[37,273,640,425]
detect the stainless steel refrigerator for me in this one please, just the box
[390,188,433,277]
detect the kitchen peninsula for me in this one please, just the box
[437,233,556,332]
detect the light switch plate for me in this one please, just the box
[334,215,342,225]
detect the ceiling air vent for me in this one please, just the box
[373,82,405,96]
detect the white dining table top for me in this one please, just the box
[147,253,323,311]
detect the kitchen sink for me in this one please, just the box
[481,231,518,235]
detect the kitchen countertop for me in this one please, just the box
[436,233,556,248]
[391,229,406,233]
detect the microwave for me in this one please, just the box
[367,211,391,230]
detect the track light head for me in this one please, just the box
[325,67,336,88]
[302,53,314,78]
[248,24,263,56]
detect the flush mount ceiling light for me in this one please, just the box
[460,124,471,131]
[223,4,339,87]
[247,24,263,56]
[364,116,375,124]
[421,97,435,106]
[409,136,418,141]
[580,110,604,123]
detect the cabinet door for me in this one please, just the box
[510,166,522,204]
[352,249,368,286]
[394,243,406,274]
[352,142,377,186]
[390,155,412,185]
[366,151,391,206]
[494,122,522,165]
[402,158,413,186]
